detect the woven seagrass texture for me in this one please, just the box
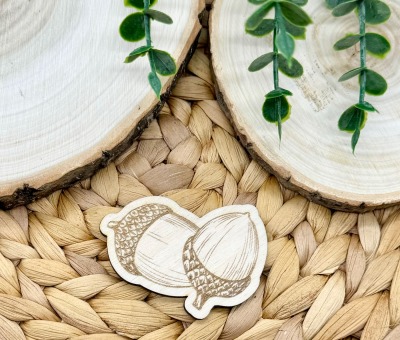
[2,7,400,340]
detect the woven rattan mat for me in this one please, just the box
[2,6,400,340]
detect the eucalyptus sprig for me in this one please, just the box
[245,0,312,141]
[120,0,177,98]
[326,0,391,152]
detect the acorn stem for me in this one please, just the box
[108,221,118,229]
[193,293,206,309]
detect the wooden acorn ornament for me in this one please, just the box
[101,196,267,319]
[183,212,259,310]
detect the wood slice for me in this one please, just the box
[0,0,204,209]
[210,0,400,212]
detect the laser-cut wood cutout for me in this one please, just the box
[100,196,267,319]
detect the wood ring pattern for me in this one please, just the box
[0,0,204,208]
[210,0,400,211]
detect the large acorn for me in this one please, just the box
[183,212,259,309]
[106,203,197,288]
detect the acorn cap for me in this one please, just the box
[110,204,171,274]
[183,236,251,309]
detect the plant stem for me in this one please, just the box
[144,0,156,74]
[193,293,206,309]
[358,0,366,104]
[273,4,282,139]
[273,6,280,91]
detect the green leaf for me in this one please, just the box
[276,30,295,62]
[248,52,275,72]
[129,45,153,56]
[337,105,366,153]
[334,34,361,50]
[151,49,177,76]
[332,0,358,16]
[365,0,391,24]
[278,55,303,78]
[266,88,293,98]
[249,0,268,4]
[339,67,366,82]
[144,9,173,24]
[262,96,291,123]
[364,69,387,96]
[148,72,162,98]
[351,129,361,153]
[355,102,378,113]
[283,18,306,39]
[124,46,153,63]
[338,106,366,132]
[119,13,145,42]
[325,0,352,9]
[124,0,157,9]
[124,54,141,64]
[245,1,274,30]
[263,96,291,140]
[365,33,391,57]
[280,1,313,26]
[246,19,275,37]
[288,0,308,6]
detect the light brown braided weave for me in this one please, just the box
[1,4,400,340]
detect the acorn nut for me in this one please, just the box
[106,203,197,287]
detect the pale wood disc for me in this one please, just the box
[210,0,400,211]
[0,0,204,208]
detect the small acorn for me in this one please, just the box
[107,203,197,287]
[183,212,259,309]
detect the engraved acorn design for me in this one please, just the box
[183,213,259,310]
[108,203,197,287]
[101,197,267,319]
